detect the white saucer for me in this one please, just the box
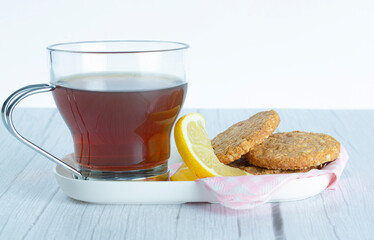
[54,146,330,204]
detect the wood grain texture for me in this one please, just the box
[0,108,373,240]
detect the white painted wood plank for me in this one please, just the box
[25,194,180,240]
[276,109,374,240]
[0,109,55,195]
[0,109,73,239]
[0,108,373,240]
[199,109,374,240]
[175,203,241,240]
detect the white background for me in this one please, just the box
[1,0,373,109]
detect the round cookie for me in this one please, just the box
[212,110,280,164]
[245,131,340,170]
[228,157,328,175]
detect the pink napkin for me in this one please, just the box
[170,145,348,209]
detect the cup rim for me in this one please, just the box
[47,40,189,54]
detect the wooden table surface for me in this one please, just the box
[1,108,373,240]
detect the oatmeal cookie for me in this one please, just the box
[245,131,340,170]
[228,157,329,175]
[212,110,280,164]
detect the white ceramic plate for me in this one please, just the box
[54,146,330,204]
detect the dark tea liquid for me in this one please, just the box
[52,73,187,171]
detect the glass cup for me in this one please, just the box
[2,40,189,180]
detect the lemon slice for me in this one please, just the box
[170,163,198,181]
[174,113,249,178]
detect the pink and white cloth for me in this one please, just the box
[170,145,349,209]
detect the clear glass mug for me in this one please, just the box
[2,40,189,180]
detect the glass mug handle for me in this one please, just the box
[1,84,83,179]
